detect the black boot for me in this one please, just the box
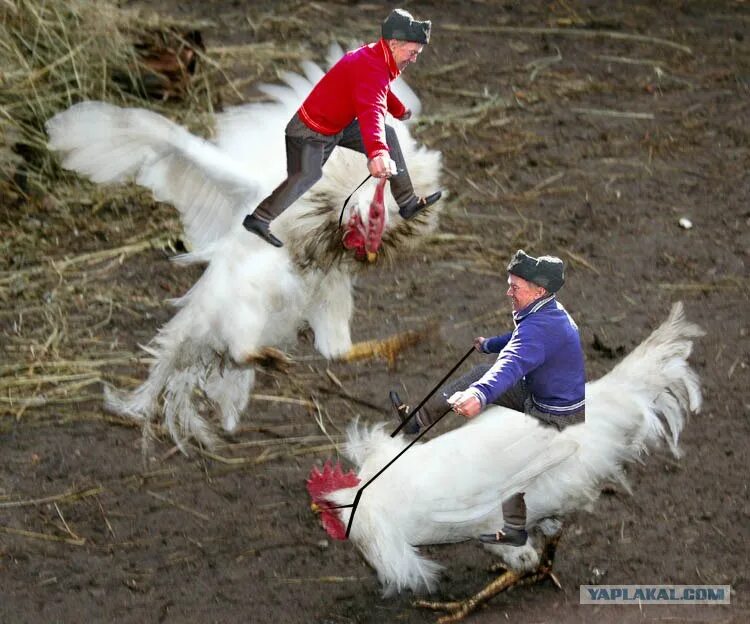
[398,191,442,220]
[478,526,528,547]
[389,390,420,434]
[243,214,283,247]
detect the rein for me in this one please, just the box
[336,167,404,228]
[338,174,372,227]
[331,346,477,537]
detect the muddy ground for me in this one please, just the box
[1,1,749,623]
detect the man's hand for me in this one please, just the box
[448,391,482,419]
[367,151,397,178]
[399,108,412,121]
[473,336,486,352]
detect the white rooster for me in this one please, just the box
[307,303,703,622]
[46,45,442,450]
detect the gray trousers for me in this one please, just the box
[253,114,416,222]
[417,363,585,531]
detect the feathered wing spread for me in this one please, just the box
[311,303,703,595]
[46,41,441,258]
[46,45,443,450]
[44,49,331,251]
[46,101,263,251]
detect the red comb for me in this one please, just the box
[307,461,360,541]
[307,460,360,499]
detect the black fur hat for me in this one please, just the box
[382,9,431,45]
[507,250,565,293]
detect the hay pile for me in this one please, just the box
[0,0,215,198]
[0,0,332,434]
[0,0,222,426]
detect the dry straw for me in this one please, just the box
[0,0,219,428]
[0,0,215,197]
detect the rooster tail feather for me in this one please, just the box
[202,365,254,434]
[102,334,176,423]
[103,383,151,421]
[162,366,218,452]
[586,301,703,457]
[531,302,704,520]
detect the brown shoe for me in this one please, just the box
[389,391,420,434]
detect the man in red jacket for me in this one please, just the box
[243,9,442,247]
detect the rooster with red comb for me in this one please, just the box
[308,303,702,622]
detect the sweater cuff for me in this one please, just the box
[368,148,390,161]
[467,387,487,408]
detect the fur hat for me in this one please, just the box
[507,250,565,293]
[382,9,431,45]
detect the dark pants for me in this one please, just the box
[253,114,417,222]
[417,364,585,430]
[417,363,585,531]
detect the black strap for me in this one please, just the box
[338,346,476,537]
[390,346,476,437]
[338,174,372,227]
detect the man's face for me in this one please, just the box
[388,40,424,70]
[506,274,547,312]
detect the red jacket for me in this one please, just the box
[298,39,407,159]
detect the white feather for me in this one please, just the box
[46,102,261,250]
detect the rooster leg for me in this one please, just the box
[414,570,537,623]
[342,328,428,368]
[415,532,564,623]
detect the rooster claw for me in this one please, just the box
[413,598,473,624]
[244,346,293,371]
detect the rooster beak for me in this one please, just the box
[366,251,378,263]
[310,502,322,514]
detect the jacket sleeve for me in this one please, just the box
[469,322,546,407]
[386,89,407,119]
[352,63,391,158]
[482,331,513,354]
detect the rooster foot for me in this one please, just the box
[342,328,429,368]
[414,530,565,622]
[414,569,524,623]
[415,563,561,623]
[244,347,293,372]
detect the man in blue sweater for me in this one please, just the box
[390,249,586,546]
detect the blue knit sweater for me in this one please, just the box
[469,295,586,415]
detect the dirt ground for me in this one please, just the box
[1,1,749,623]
